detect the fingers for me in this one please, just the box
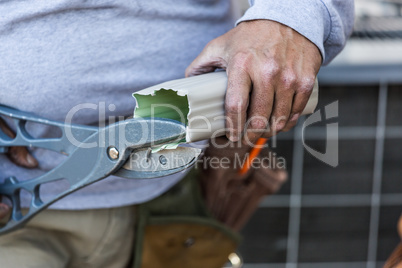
[261,71,295,138]
[7,146,38,169]
[281,92,307,132]
[0,117,38,169]
[225,67,251,142]
[0,203,10,220]
[185,39,226,77]
[243,70,274,144]
[282,77,315,131]
[186,19,321,140]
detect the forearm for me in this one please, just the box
[236,0,355,65]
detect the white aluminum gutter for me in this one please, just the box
[133,71,318,143]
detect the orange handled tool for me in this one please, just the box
[239,137,268,175]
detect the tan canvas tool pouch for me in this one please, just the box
[132,168,241,268]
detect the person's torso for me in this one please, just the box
[0,0,235,208]
[0,0,234,122]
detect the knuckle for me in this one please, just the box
[225,97,247,114]
[280,71,297,89]
[249,117,268,130]
[298,75,316,94]
[261,61,281,78]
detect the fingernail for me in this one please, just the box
[26,154,38,167]
[290,113,300,121]
[275,121,286,132]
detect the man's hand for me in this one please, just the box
[0,203,9,220]
[198,137,287,230]
[0,117,38,220]
[186,20,322,144]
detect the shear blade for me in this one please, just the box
[114,146,202,179]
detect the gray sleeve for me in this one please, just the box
[236,0,355,65]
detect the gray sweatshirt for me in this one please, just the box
[0,0,354,209]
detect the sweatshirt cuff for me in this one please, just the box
[236,0,331,63]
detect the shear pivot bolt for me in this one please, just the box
[159,155,167,165]
[108,147,119,160]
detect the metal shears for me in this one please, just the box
[0,105,201,235]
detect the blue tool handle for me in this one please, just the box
[0,114,186,235]
[0,105,97,155]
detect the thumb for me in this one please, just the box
[185,38,227,77]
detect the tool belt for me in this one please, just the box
[132,168,241,268]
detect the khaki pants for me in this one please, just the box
[0,206,136,268]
